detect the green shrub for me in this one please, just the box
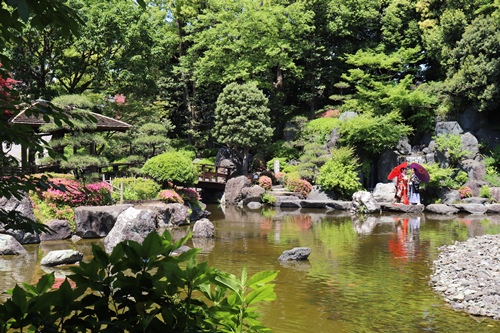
[261,192,277,205]
[454,170,469,185]
[142,151,198,185]
[0,231,278,332]
[282,163,298,174]
[480,185,492,199]
[482,154,500,186]
[424,163,465,190]
[316,146,362,199]
[303,117,340,144]
[110,177,161,201]
[338,111,412,156]
[434,134,470,166]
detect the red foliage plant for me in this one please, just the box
[0,64,20,118]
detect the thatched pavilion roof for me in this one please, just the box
[8,102,131,133]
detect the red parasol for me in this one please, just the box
[387,162,408,180]
[409,163,430,182]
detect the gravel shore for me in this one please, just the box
[430,234,500,319]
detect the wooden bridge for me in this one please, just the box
[195,164,235,190]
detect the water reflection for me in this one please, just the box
[2,206,500,333]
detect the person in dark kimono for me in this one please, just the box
[408,167,420,205]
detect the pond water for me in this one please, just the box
[2,205,500,332]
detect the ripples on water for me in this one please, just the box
[3,206,500,332]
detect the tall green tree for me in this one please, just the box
[442,14,500,116]
[340,47,438,139]
[185,0,314,131]
[214,82,273,175]
[7,0,164,99]
[0,0,100,233]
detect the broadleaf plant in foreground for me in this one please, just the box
[0,230,278,333]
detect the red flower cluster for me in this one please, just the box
[0,65,20,118]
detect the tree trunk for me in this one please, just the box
[177,17,196,145]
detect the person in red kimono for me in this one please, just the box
[393,167,408,204]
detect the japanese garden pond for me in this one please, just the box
[2,204,500,333]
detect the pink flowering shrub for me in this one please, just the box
[85,182,113,206]
[31,178,111,229]
[275,172,285,184]
[177,188,201,205]
[158,189,184,204]
[459,186,472,199]
[286,178,312,198]
[258,176,273,191]
[41,178,112,207]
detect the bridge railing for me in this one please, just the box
[196,164,234,184]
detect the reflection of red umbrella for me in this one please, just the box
[409,163,430,182]
[387,162,408,180]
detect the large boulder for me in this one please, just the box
[222,176,251,205]
[425,204,460,215]
[490,187,500,203]
[450,204,487,215]
[459,159,485,182]
[0,234,27,255]
[476,127,500,149]
[307,186,336,200]
[278,247,312,261]
[75,204,132,238]
[0,194,40,244]
[141,202,189,227]
[104,207,157,253]
[372,183,396,202]
[460,132,480,160]
[395,136,412,155]
[378,149,401,184]
[435,121,464,137]
[40,220,72,241]
[40,250,83,267]
[192,218,215,238]
[189,202,210,221]
[351,191,380,214]
[241,185,266,205]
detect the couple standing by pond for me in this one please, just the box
[388,162,430,205]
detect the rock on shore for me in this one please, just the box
[430,234,500,319]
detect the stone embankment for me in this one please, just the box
[430,234,500,320]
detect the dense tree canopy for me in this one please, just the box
[3,0,500,187]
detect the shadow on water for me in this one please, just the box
[3,205,500,332]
